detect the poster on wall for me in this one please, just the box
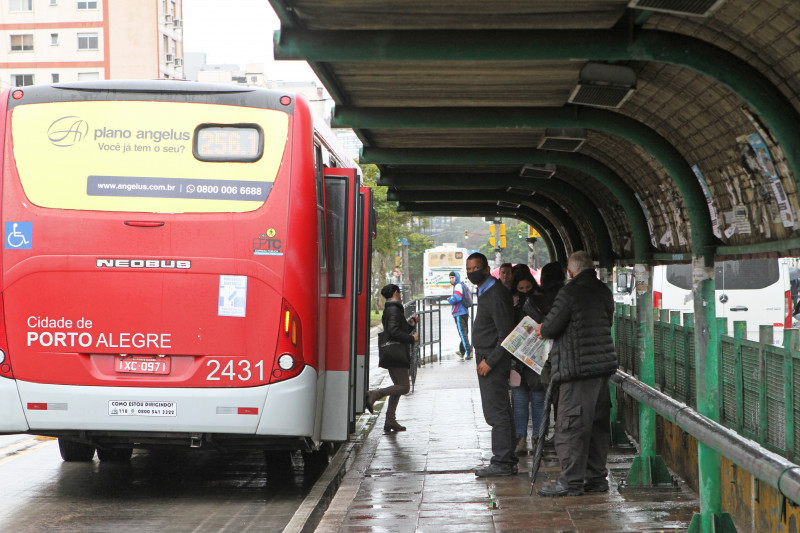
[691,165,723,239]
[744,133,794,228]
[634,192,658,248]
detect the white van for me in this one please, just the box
[652,258,792,344]
[613,266,636,306]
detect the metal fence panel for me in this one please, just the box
[766,347,786,450]
[721,338,737,427]
[741,342,761,438]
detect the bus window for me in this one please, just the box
[325,176,348,297]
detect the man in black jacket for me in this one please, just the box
[466,253,518,477]
[535,251,618,497]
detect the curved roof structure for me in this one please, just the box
[270,0,800,266]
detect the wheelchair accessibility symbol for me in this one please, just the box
[5,222,32,250]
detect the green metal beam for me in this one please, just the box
[335,105,714,260]
[275,28,800,209]
[364,147,653,263]
[387,186,616,267]
[390,189,586,260]
[380,172,619,263]
[397,202,566,264]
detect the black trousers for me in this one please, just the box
[454,313,471,353]
[554,375,611,490]
[477,356,517,466]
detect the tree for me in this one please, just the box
[361,163,433,308]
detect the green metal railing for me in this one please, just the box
[615,305,800,462]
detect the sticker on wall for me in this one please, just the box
[253,227,283,256]
[218,275,247,317]
[5,222,32,250]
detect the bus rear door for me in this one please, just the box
[321,167,359,440]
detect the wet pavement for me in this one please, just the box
[317,336,700,532]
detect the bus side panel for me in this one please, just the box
[320,167,357,441]
[0,92,28,433]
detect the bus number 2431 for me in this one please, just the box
[206,359,264,381]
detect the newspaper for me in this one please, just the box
[501,315,552,374]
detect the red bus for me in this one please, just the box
[0,81,373,463]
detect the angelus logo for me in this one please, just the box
[48,116,89,147]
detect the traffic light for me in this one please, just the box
[518,229,523,239]
[528,226,541,238]
[464,230,469,240]
[396,236,402,246]
[489,224,506,248]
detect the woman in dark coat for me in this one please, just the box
[510,269,543,454]
[366,284,418,432]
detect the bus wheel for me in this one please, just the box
[264,450,293,479]
[302,443,332,473]
[97,447,133,462]
[58,438,96,462]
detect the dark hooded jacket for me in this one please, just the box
[540,268,618,383]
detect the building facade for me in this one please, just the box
[0,0,183,89]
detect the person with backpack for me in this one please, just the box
[447,271,473,359]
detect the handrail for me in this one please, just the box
[611,369,800,504]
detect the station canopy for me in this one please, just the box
[270,0,800,266]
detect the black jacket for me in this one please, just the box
[540,269,618,383]
[382,301,416,344]
[471,278,515,370]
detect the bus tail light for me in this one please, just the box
[0,295,12,379]
[653,291,662,309]
[786,290,793,329]
[270,298,304,383]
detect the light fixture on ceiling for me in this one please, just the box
[568,63,637,109]
[519,164,556,179]
[537,128,587,152]
[627,0,726,17]
[506,187,536,196]
[497,201,521,209]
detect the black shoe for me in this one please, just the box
[475,463,515,477]
[537,482,583,497]
[583,481,609,493]
[384,420,406,432]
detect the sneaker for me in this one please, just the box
[475,463,515,477]
[514,435,528,455]
[537,482,583,497]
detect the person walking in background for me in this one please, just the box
[467,253,517,477]
[535,252,618,497]
[447,271,472,359]
[498,262,514,291]
[367,284,418,433]
[510,269,544,455]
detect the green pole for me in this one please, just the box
[687,259,731,532]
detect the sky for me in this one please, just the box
[182,0,319,82]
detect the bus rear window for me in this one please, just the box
[11,101,288,213]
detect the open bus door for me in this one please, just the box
[320,167,359,440]
[354,187,375,413]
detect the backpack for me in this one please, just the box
[460,282,473,308]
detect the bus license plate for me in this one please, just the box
[114,356,171,375]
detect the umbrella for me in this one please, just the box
[529,380,556,495]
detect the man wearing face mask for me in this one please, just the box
[466,252,517,477]
[534,251,618,497]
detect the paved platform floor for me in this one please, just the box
[317,357,700,532]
